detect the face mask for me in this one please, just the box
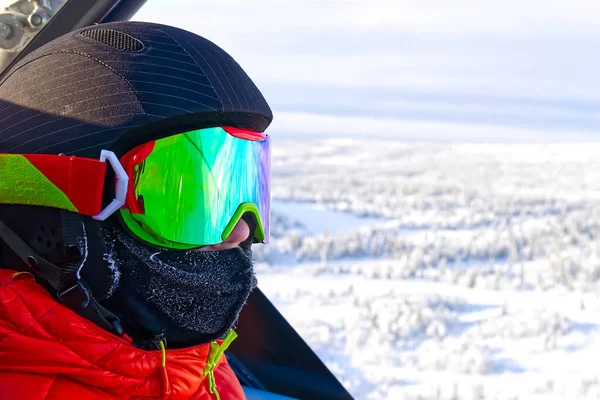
[101,226,257,348]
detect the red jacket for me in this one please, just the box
[0,269,246,400]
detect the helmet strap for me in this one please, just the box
[0,210,123,336]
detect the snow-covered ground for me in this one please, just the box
[256,139,600,400]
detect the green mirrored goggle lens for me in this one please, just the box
[120,127,270,249]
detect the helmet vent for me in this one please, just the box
[80,29,144,52]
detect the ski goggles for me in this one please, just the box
[0,126,270,249]
[120,126,270,249]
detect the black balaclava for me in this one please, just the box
[0,205,257,347]
[101,223,257,348]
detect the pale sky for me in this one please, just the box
[133,0,600,142]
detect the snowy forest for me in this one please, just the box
[257,138,600,400]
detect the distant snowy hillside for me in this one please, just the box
[257,139,600,400]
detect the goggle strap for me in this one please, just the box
[0,153,108,216]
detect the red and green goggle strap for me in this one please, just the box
[0,150,128,221]
[0,126,266,225]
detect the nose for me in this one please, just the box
[200,219,251,251]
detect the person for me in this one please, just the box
[0,21,272,400]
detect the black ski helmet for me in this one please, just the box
[0,21,272,335]
[0,21,272,157]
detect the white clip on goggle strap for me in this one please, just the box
[93,150,129,221]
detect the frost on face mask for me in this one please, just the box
[102,241,121,299]
[101,226,257,345]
